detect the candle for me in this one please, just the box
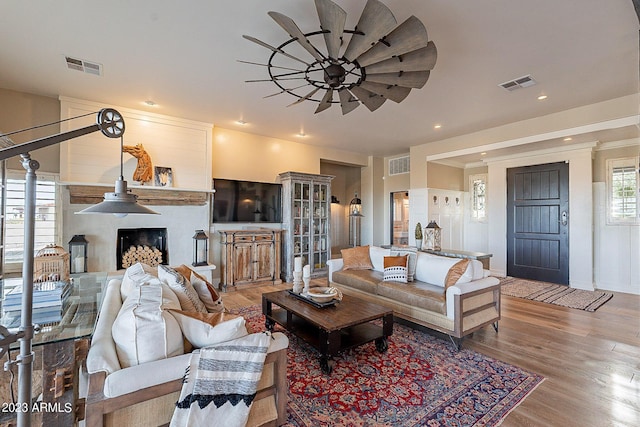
[303,264,311,278]
[74,256,84,273]
[294,257,302,272]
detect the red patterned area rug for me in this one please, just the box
[500,277,613,312]
[235,305,544,427]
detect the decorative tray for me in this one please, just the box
[287,290,337,308]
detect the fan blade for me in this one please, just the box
[237,60,304,73]
[359,81,411,103]
[343,0,397,62]
[356,16,430,68]
[315,89,334,113]
[314,0,346,60]
[287,87,321,107]
[349,86,386,112]
[263,84,310,98]
[363,42,437,74]
[366,70,431,89]
[338,89,360,115]
[268,11,325,62]
[243,35,311,66]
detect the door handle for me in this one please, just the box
[560,211,568,226]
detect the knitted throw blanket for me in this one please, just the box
[170,332,272,427]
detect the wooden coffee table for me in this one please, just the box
[262,290,393,374]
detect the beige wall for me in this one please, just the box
[212,127,367,183]
[0,88,60,173]
[426,162,464,191]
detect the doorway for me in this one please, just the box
[506,162,569,284]
[390,192,409,245]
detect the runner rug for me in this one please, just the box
[234,305,544,427]
[500,277,613,312]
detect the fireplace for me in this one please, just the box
[116,228,168,270]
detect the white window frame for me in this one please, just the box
[606,157,639,225]
[4,170,62,273]
[469,173,488,222]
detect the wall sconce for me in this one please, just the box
[424,221,442,251]
[192,230,209,266]
[69,234,88,274]
[331,195,340,204]
[349,193,363,247]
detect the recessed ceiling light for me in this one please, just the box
[480,152,487,156]
[537,95,548,101]
[144,100,157,106]
[563,137,572,141]
[297,132,306,137]
[434,124,442,129]
[236,119,247,125]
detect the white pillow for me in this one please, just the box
[169,310,248,349]
[190,271,224,313]
[392,248,418,281]
[158,265,207,313]
[119,262,159,301]
[112,282,183,368]
[369,246,391,272]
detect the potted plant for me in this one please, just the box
[415,222,423,250]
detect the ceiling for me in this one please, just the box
[0,0,638,159]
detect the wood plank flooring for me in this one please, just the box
[220,280,640,427]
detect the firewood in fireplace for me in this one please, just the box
[121,244,163,268]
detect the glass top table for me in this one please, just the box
[0,271,112,348]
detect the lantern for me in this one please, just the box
[68,234,88,274]
[192,230,209,266]
[349,193,363,247]
[424,221,442,251]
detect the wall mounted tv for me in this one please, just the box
[212,178,282,223]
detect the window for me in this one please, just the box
[4,171,61,270]
[470,174,487,221]
[607,157,639,224]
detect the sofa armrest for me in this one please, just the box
[87,279,124,375]
[445,276,500,320]
[327,258,344,282]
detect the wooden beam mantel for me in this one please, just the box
[67,185,209,206]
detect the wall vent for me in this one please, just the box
[65,56,103,76]
[499,74,536,91]
[389,156,410,175]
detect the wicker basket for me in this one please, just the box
[33,244,70,283]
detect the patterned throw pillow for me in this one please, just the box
[158,265,207,313]
[391,246,418,282]
[341,245,374,270]
[444,259,471,290]
[383,254,409,283]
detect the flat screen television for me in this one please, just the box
[212,178,282,223]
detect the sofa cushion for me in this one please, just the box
[341,245,374,270]
[333,269,382,293]
[169,310,248,348]
[189,270,224,313]
[376,281,447,314]
[414,253,475,287]
[112,282,184,368]
[383,255,409,283]
[369,246,391,272]
[158,264,207,313]
[120,262,159,301]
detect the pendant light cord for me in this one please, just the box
[120,135,124,180]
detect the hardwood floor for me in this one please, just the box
[220,280,640,427]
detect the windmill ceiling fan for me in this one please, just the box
[242,0,437,115]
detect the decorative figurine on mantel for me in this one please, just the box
[415,222,423,251]
[123,143,153,185]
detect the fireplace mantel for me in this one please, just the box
[66,184,210,206]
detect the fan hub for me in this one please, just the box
[324,63,346,88]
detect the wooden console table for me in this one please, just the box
[423,249,492,269]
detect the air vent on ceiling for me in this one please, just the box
[65,56,103,76]
[499,74,536,91]
[389,156,410,176]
